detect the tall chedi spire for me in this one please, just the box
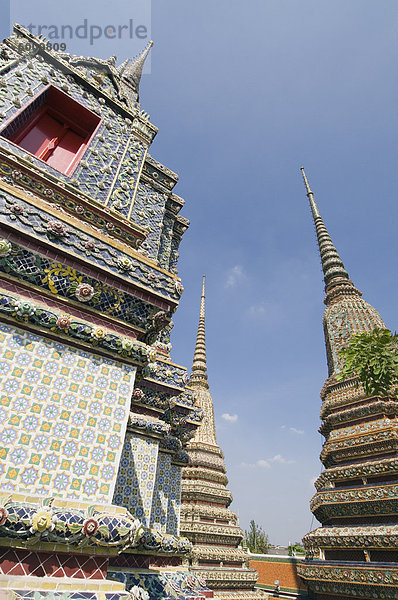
[300,167,384,376]
[301,167,358,298]
[180,278,261,600]
[190,275,209,389]
[188,276,217,446]
[297,170,398,600]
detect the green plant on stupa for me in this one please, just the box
[338,328,398,397]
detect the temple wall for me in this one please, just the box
[0,323,135,503]
[250,555,308,599]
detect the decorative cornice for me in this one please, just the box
[188,545,248,562]
[179,521,243,539]
[320,375,361,404]
[328,416,396,441]
[320,428,398,467]
[319,397,398,436]
[311,486,398,522]
[128,413,171,438]
[142,155,179,193]
[315,456,398,491]
[183,466,228,485]
[311,481,398,511]
[186,449,227,472]
[0,180,182,305]
[189,567,258,588]
[0,495,191,555]
[0,152,147,250]
[0,287,153,365]
[140,357,188,391]
[180,504,237,523]
[181,482,233,507]
[303,524,398,549]
[298,561,398,596]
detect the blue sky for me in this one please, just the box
[5,1,398,545]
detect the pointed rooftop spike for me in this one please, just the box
[118,40,153,94]
[301,167,361,302]
[301,166,321,218]
[189,275,209,389]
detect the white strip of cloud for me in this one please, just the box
[222,413,238,422]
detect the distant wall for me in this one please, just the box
[250,554,309,599]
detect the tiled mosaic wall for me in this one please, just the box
[131,184,167,261]
[150,452,171,533]
[150,453,181,536]
[0,324,135,503]
[113,432,159,527]
[167,463,181,536]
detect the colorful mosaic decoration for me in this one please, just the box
[0,323,135,503]
[113,433,159,527]
[300,169,398,599]
[0,288,153,366]
[150,452,181,536]
[0,23,203,600]
[0,494,191,554]
[0,24,185,271]
[167,464,181,537]
[0,186,182,304]
[107,570,211,600]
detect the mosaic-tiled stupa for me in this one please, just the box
[0,23,213,600]
[180,277,261,600]
[297,169,398,599]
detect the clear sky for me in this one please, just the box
[5,0,398,545]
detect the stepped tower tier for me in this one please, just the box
[297,169,398,600]
[181,277,264,600]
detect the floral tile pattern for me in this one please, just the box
[113,432,159,527]
[150,452,171,533]
[150,453,181,536]
[0,324,135,503]
[167,464,181,537]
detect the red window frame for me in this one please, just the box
[1,85,101,177]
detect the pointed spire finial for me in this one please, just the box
[200,275,205,317]
[117,40,153,104]
[301,167,321,218]
[189,275,209,389]
[301,167,361,304]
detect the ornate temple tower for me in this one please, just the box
[0,24,211,600]
[297,169,398,599]
[181,277,261,600]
